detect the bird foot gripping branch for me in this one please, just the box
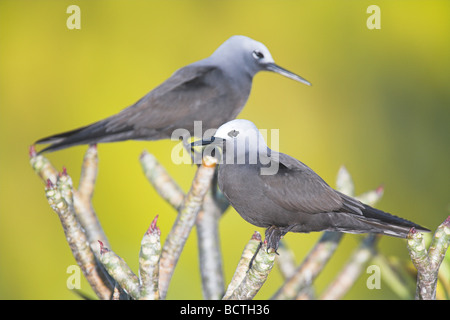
[264,225,294,254]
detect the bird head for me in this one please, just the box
[192,119,271,165]
[211,35,311,86]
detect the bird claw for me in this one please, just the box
[265,226,284,254]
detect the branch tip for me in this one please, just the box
[252,231,262,242]
[46,178,54,189]
[140,150,149,160]
[376,184,384,194]
[443,215,450,227]
[147,215,161,236]
[29,145,37,158]
[202,155,218,168]
[151,214,159,229]
[58,167,68,178]
[98,240,109,255]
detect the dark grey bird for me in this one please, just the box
[196,119,430,251]
[35,35,311,153]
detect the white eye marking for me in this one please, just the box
[228,130,239,138]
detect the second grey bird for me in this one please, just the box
[197,119,429,251]
[35,35,311,153]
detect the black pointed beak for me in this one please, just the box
[190,136,225,151]
[265,63,311,86]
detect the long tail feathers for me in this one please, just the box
[355,205,430,238]
[35,120,135,153]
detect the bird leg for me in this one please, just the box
[264,225,296,253]
[264,226,285,254]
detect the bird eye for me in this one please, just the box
[252,50,264,60]
[228,130,239,138]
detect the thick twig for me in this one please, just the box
[336,165,354,196]
[437,252,450,299]
[140,150,185,210]
[224,233,276,300]
[196,169,229,300]
[77,144,98,200]
[141,151,228,299]
[98,241,140,300]
[30,146,114,298]
[29,145,58,183]
[44,174,112,300]
[112,284,121,300]
[320,234,379,299]
[356,185,384,206]
[196,189,226,300]
[223,232,262,299]
[427,217,450,271]
[72,145,110,252]
[407,228,433,299]
[139,215,162,300]
[227,241,276,300]
[158,156,218,299]
[407,216,450,300]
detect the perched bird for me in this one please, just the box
[196,119,430,251]
[35,35,310,153]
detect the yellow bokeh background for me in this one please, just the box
[0,1,449,299]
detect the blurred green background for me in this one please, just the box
[0,1,449,300]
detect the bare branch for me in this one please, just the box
[98,241,140,300]
[407,216,450,300]
[196,189,226,300]
[139,215,162,300]
[223,231,262,299]
[29,145,58,184]
[356,185,384,206]
[428,216,450,271]
[140,150,185,210]
[141,152,227,299]
[77,144,98,200]
[44,174,112,300]
[72,145,110,253]
[32,145,446,301]
[336,165,354,196]
[158,156,218,299]
[224,235,276,300]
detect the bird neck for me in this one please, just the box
[222,137,271,165]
